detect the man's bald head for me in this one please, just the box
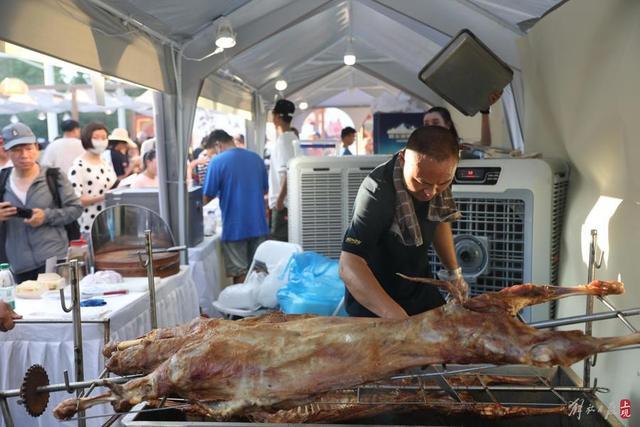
[400,126,458,202]
[406,126,459,161]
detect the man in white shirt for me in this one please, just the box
[338,126,356,156]
[39,120,84,175]
[0,134,12,170]
[268,99,297,241]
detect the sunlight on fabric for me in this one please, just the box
[581,196,623,267]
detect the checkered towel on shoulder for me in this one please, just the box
[389,155,461,247]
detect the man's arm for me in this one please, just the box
[339,251,408,319]
[480,113,492,147]
[432,221,469,302]
[202,159,219,205]
[432,222,458,270]
[275,174,287,211]
[479,90,502,147]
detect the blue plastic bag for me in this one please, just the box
[276,252,346,316]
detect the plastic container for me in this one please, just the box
[278,294,340,316]
[0,263,16,309]
[276,252,346,316]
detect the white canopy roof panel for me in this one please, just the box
[0,0,566,111]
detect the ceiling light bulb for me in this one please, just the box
[37,112,46,121]
[215,18,236,49]
[343,53,356,66]
[275,80,288,91]
[299,102,308,110]
[10,115,19,124]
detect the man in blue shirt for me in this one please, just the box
[203,130,269,283]
[338,127,356,156]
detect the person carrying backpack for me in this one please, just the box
[0,123,82,282]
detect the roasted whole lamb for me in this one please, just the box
[54,279,639,421]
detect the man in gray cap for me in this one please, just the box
[0,123,82,282]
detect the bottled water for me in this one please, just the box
[0,263,16,310]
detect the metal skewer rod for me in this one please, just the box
[63,403,196,423]
[79,367,108,398]
[355,384,608,393]
[597,295,638,333]
[141,230,158,330]
[0,374,142,399]
[529,307,640,329]
[135,245,187,255]
[391,364,495,379]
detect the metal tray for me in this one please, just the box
[418,29,513,116]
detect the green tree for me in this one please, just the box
[0,58,43,85]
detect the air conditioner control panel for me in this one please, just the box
[454,167,501,185]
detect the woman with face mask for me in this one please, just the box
[67,122,118,235]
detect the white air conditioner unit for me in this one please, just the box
[431,158,570,322]
[288,155,391,259]
[288,156,569,323]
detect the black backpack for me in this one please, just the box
[0,167,81,241]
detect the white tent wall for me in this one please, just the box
[446,101,510,150]
[200,74,253,114]
[292,106,370,136]
[0,0,172,92]
[519,0,640,419]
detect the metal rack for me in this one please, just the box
[0,229,186,427]
[1,238,638,425]
[583,229,638,388]
[1,299,637,426]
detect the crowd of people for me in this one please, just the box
[0,93,501,327]
[0,119,157,280]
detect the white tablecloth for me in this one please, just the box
[188,235,225,316]
[0,266,199,427]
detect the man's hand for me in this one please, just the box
[0,202,16,222]
[24,208,45,227]
[437,267,470,304]
[0,302,21,332]
[275,198,285,211]
[451,276,470,304]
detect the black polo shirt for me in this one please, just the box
[341,155,445,317]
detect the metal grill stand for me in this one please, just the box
[137,229,187,330]
[2,267,639,425]
[58,259,86,427]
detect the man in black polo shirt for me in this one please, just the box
[339,126,468,318]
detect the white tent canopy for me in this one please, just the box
[0,0,564,110]
[0,0,566,247]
